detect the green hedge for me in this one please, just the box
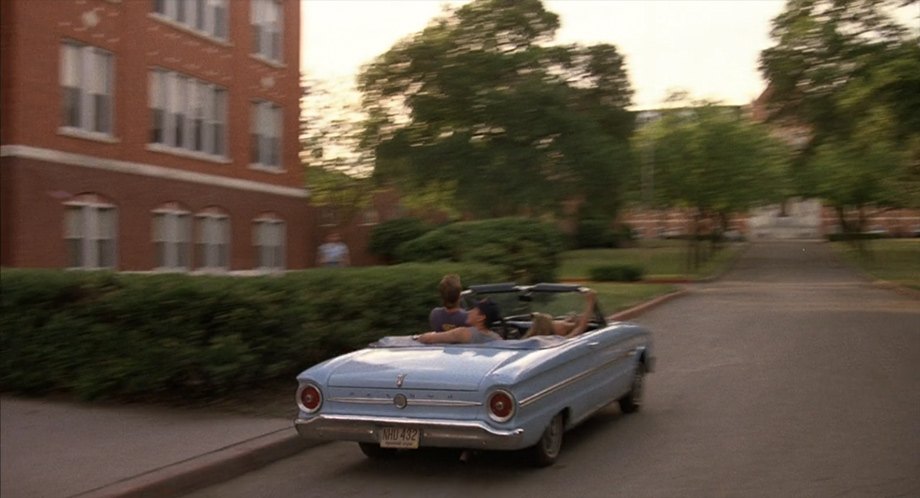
[827,232,885,242]
[575,220,638,249]
[589,264,645,282]
[395,218,565,283]
[368,217,432,262]
[0,263,501,400]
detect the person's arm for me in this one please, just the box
[564,289,597,338]
[415,327,472,344]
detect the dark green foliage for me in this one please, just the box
[827,232,885,242]
[395,218,564,283]
[0,264,501,400]
[368,217,432,262]
[575,220,637,249]
[361,0,635,219]
[589,265,645,282]
[575,219,616,248]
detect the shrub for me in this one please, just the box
[827,232,885,242]
[575,219,616,249]
[0,263,502,400]
[368,217,431,262]
[589,264,645,282]
[395,218,565,283]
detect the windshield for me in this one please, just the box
[461,284,603,323]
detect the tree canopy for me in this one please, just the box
[358,0,635,219]
[758,0,920,217]
[634,104,790,230]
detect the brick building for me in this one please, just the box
[1,0,311,271]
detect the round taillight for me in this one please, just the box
[298,384,323,413]
[487,390,516,422]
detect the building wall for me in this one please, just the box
[1,0,310,270]
[2,155,311,269]
[2,0,301,189]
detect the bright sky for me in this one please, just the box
[300,0,788,110]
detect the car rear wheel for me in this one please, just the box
[358,442,397,459]
[529,412,564,467]
[618,362,646,414]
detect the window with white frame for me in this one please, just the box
[251,0,282,62]
[195,210,230,270]
[251,101,282,169]
[153,204,191,270]
[61,41,113,135]
[253,216,285,270]
[153,0,228,40]
[150,69,227,157]
[65,196,117,269]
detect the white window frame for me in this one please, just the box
[60,41,114,137]
[149,68,227,159]
[253,216,285,271]
[251,0,283,63]
[65,197,118,269]
[251,100,282,170]
[153,0,228,41]
[153,205,192,271]
[195,211,230,271]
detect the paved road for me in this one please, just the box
[188,241,920,498]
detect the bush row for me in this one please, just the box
[575,219,636,249]
[0,263,502,400]
[391,218,565,283]
[826,232,887,242]
[589,264,645,282]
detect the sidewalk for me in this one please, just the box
[0,396,313,498]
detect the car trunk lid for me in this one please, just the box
[327,347,520,391]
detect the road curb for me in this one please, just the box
[607,288,690,322]
[72,427,317,498]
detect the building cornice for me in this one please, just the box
[0,145,310,199]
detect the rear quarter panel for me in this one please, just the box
[491,324,651,447]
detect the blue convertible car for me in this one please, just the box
[294,283,654,466]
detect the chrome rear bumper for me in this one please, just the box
[294,414,526,450]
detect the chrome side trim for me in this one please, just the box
[328,397,390,405]
[329,396,482,408]
[519,347,635,407]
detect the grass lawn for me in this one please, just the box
[591,282,680,315]
[559,240,746,281]
[830,239,920,290]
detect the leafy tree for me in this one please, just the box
[634,104,789,268]
[758,0,920,233]
[358,0,635,221]
[300,77,376,226]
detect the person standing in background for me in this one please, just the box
[317,232,350,267]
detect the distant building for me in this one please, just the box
[1,0,310,271]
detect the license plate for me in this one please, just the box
[379,426,420,449]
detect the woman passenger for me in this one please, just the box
[523,289,597,339]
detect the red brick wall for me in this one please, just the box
[2,0,301,189]
[2,157,311,270]
[1,0,312,270]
